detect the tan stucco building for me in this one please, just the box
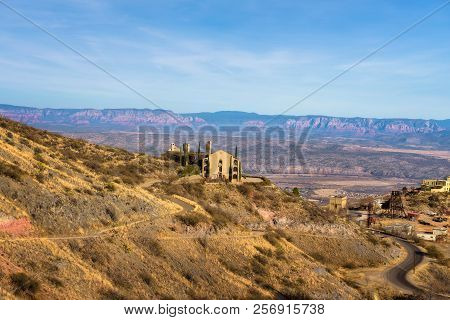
[168,143,180,152]
[328,196,347,213]
[164,140,242,183]
[422,176,450,193]
[201,141,241,182]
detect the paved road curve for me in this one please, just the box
[385,238,424,294]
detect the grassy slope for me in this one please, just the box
[0,117,399,299]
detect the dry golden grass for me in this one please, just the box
[0,117,405,299]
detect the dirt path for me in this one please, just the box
[0,194,191,243]
[0,217,153,243]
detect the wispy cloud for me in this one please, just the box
[0,0,448,118]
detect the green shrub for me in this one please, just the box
[247,287,266,299]
[343,262,357,269]
[179,165,200,177]
[274,229,293,242]
[140,273,155,287]
[139,237,164,256]
[83,160,103,171]
[219,258,250,277]
[280,286,312,300]
[175,212,208,227]
[100,289,126,300]
[182,183,205,199]
[47,276,64,288]
[106,206,120,222]
[254,254,268,265]
[310,252,327,263]
[104,162,145,185]
[34,153,47,164]
[275,244,287,261]
[251,259,267,276]
[380,239,391,248]
[255,246,273,257]
[0,160,25,181]
[105,182,116,192]
[202,204,235,228]
[237,184,254,197]
[19,138,30,147]
[10,272,40,297]
[426,245,444,260]
[263,231,282,246]
[35,172,46,183]
[367,234,379,245]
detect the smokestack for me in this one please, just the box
[182,143,190,166]
[206,140,212,155]
[183,143,190,154]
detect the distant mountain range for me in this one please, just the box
[1,104,449,135]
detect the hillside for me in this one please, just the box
[0,116,404,299]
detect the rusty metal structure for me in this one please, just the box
[389,191,406,217]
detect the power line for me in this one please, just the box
[0,0,183,124]
[265,0,450,126]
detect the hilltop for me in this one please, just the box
[0,117,405,299]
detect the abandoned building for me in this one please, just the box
[168,143,180,152]
[328,195,347,213]
[163,140,242,183]
[421,176,450,193]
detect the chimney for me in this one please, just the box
[206,140,212,155]
[182,143,190,154]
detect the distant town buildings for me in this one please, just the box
[415,232,437,242]
[432,227,448,237]
[383,223,414,237]
[421,176,450,193]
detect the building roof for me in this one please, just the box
[208,149,235,157]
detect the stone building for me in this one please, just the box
[163,142,198,166]
[421,176,450,193]
[168,143,180,152]
[201,141,242,182]
[328,195,347,213]
[163,140,242,183]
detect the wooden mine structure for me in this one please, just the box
[389,191,406,217]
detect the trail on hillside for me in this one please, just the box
[0,194,187,243]
[0,193,360,244]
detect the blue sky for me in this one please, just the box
[0,0,449,119]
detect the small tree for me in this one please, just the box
[292,187,300,197]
